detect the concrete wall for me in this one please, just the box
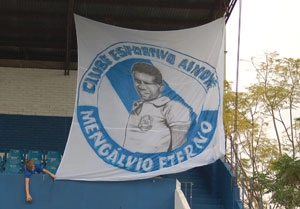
[0,67,76,152]
[0,67,77,116]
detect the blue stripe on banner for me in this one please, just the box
[105,58,198,128]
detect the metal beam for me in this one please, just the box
[65,0,75,76]
[75,0,213,10]
[225,0,238,23]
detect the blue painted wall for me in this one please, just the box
[0,174,176,209]
[0,114,71,153]
[205,159,243,209]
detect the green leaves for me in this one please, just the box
[223,52,300,208]
[270,155,300,208]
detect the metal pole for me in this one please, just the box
[233,0,242,144]
[190,182,193,209]
[230,135,233,166]
[242,173,245,209]
[235,144,239,186]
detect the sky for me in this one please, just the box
[225,0,300,138]
[225,0,300,90]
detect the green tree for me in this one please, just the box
[224,52,300,208]
[250,52,300,157]
[256,155,300,209]
[223,80,278,208]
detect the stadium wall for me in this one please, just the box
[0,67,241,209]
[0,67,77,117]
[0,174,176,209]
[0,67,178,209]
[0,67,76,153]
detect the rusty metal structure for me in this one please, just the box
[0,0,237,75]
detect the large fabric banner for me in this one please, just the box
[56,14,225,181]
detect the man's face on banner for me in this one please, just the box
[133,71,164,101]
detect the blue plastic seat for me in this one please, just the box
[46,151,61,159]
[0,156,3,172]
[45,151,61,174]
[45,151,61,165]
[48,157,61,165]
[46,161,60,174]
[27,150,43,158]
[8,149,24,158]
[6,156,22,165]
[5,161,22,174]
[5,165,22,174]
[8,149,25,165]
[27,150,43,164]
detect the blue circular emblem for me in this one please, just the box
[77,42,221,173]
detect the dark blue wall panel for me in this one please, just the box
[0,114,72,153]
[211,159,243,209]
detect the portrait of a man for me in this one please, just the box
[123,62,192,153]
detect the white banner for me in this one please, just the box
[56,14,225,181]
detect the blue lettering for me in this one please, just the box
[191,65,205,76]
[203,73,218,89]
[166,54,175,65]
[133,46,142,55]
[124,45,133,55]
[82,78,97,94]
[116,47,127,58]
[108,50,120,61]
[141,47,150,56]
[178,59,188,70]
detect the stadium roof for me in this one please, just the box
[0,0,237,74]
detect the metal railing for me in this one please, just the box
[181,181,193,208]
